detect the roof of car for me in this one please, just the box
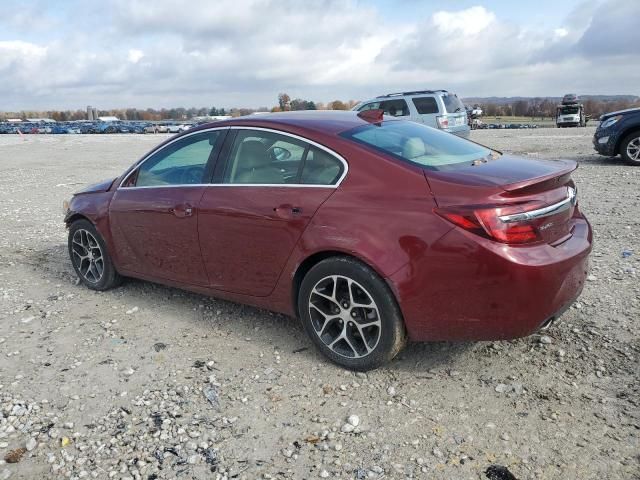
[196,110,375,136]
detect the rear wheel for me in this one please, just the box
[298,257,406,371]
[68,219,122,290]
[620,132,640,166]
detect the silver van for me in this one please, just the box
[353,90,470,138]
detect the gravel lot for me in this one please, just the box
[0,127,638,480]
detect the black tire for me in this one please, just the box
[68,219,122,291]
[298,256,406,371]
[620,132,640,166]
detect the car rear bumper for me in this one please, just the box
[389,215,592,341]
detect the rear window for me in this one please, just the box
[341,121,492,169]
[412,96,439,114]
[440,94,465,114]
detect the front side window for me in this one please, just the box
[357,102,380,112]
[134,131,223,187]
[341,121,493,170]
[223,130,307,184]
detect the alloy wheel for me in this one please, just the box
[626,137,640,161]
[308,275,382,358]
[71,229,104,283]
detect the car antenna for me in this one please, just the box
[357,109,384,124]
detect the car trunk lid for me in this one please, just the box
[427,156,579,245]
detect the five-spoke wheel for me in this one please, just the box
[68,219,122,291]
[299,257,406,371]
[621,133,640,166]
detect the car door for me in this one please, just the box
[198,128,347,296]
[109,128,227,285]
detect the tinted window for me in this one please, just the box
[358,100,408,117]
[412,96,439,114]
[341,121,493,169]
[301,147,343,185]
[440,94,465,113]
[379,99,409,117]
[135,131,222,187]
[223,130,307,184]
[357,102,380,112]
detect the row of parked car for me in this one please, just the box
[0,121,196,135]
[476,123,540,129]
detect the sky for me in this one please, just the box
[1,0,639,110]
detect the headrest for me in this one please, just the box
[403,137,426,159]
[238,140,267,168]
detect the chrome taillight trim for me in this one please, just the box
[499,186,577,224]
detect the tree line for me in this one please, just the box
[477,97,640,119]
[3,94,637,122]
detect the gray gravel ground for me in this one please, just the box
[0,127,638,480]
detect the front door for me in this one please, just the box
[109,129,226,285]
[198,128,346,296]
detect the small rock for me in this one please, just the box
[347,414,360,427]
[386,386,396,396]
[319,469,330,478]
[121,367,135,377]
[495,383,509,393]
[539,335,553,345]
[500,432,510,441]
[4,448,26,464]
[341,423,354,433]
[25,438,37,451]
[125,307,139,314]
[432,447,443,458]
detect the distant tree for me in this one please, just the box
[513,100,529,117]
[209,107,219,116]
[278,93,291,111]
[329,100,347,110]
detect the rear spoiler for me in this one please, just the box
[502,160,577,193]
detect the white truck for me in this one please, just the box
[556,94,587,128]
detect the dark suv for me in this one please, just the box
[593,107,640,165]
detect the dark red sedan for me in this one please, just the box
[65,111,592,370]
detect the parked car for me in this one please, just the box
[593,107,640,166]
[156,125,169,133]
[64,111,591,370]
[353,89,470,138]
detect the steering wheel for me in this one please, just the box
[180,166,203,184]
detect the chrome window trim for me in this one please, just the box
[118,126,229,189]
[499,186,577,223]
[118,125,349,190]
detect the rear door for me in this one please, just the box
[109,129,227,284]
[198,128,346,296]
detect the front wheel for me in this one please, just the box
[620,132,640,166]
[298,257,406,371]
[68,219,122,290]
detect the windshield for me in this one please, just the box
[440,94,465,113]
[560,107,579,115]
[342,121,493,169]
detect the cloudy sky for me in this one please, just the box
[1,0,638,110]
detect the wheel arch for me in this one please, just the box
[64,212,94,228]
[615,126,640,155]
[290,250,400,319]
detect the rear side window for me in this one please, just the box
[412,96,439,114]
[341,121,492,170]
[440,94,465,113]
[301,147,343,185]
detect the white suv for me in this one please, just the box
[353,90,470,138]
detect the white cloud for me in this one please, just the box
[432,6,496,36]
[0,0,638,109]
[127,49,144,64]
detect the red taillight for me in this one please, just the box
[436,206,542,245]
[436,116,449,129]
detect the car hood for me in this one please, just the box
[74,177,117,195]
[600,107,640,120]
